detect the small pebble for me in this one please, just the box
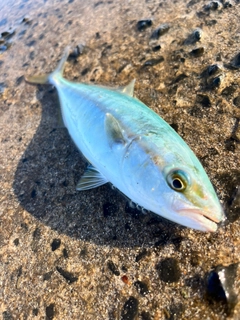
[56,266,78,283]
[134,280,149,296]
[156,258,181,283]
[51,238,61,251]
[143,56,164,66]
[230,52,240,68]
[107,260,120,276]
[184,28,203,45]
[150,23,170,39]
[190,47,204,57]
[152,44,161,51]
[233,96,240,108]
[136,19,152,31]
[204,1,223,11]
[46,304,55,320]
[121,296,138,320]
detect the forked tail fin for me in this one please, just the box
[25,46,70,85]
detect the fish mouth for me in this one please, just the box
[177,208,223,232]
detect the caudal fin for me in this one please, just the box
[25,46,71,85]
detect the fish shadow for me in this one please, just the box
[13,86,180,248]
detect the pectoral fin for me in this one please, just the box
[76,165,108,191]
[105,113,127,147]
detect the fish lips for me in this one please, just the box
[177,207,225,232]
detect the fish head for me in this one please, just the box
[162,166,225,232]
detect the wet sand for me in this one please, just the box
[0,0,239,319]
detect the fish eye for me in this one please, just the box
[167,169,189,192]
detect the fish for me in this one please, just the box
[25,47,225,232]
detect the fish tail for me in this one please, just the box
[25,46,71,85]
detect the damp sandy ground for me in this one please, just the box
[0,0,240,319]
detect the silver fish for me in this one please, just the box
[25,47,225,232]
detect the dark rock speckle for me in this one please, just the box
[121,296,138,320]
[107,260,120,276]
[51,238,61,251]
[157,258,181,283]
[134,280,149,296]
[150,23,170,39]
[136,20,152,31]
[233,96,240,108]
[46,304,55,320]
[56,266,78,283]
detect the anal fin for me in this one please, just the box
[76,165,108,191]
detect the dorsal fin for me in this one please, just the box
[120,79,136,97]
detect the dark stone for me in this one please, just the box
[152,45,161,52]
[107,260,120,276]
[150,24,170,39]
[62,248,68,258]
[51,238,61,251]
[206,263,239,315]
[172,74,187,83]
[136,19,152,31]
[69,0,74,3]
[224,1,233,8]
[43,271,53,281]
[211,75,222,88]
[29,51,35,60]
[231,52,240,68]
[134,280,149,296]
[33,227,41,239]
[26,40,36,47]
[31,189,36,198]
[140,311,151,320]
[13,238,19,246]
[46,304,55,320]
[16,76,24,86]
[68,44,85,59]
[103,202,118,217]
[204,1,222,11]
[190,47,204,57]
[233,96,240,108]
[1,30,15,40]
[32,308,39,316]
[94,1,103,7]
[156,258,181,283]
[168,303,185,320]
[207,64,221,76]
[184,28,203,45]
[96,32,101,39]
[56,266,78,283]
[135,249,149,262]
[221,85,237,96]
[22,17,32,25]
[2,311,13,320]
[0,60,3,66]
[121,296,138,320]
[196,94,211,108]
[143,56,164,66]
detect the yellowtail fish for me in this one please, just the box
[25,47,225,232]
